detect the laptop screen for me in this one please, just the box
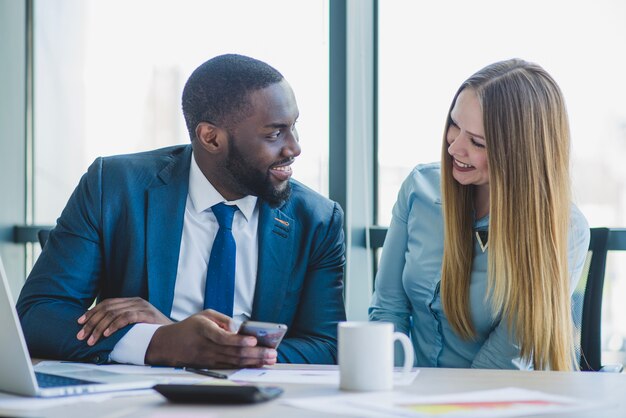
[0,255,41,396]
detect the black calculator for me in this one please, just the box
[154,384,284,404]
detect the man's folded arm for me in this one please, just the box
[16,159,126,364]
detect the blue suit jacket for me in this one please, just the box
[17,145,346,364]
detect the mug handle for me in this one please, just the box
[393,332,414,375]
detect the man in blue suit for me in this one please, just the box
[17,54,346,367]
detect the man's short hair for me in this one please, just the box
[182,54,284,140]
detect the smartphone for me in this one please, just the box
[238,321,288,348]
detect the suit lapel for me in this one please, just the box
[252,203,296,321]
[146,146,191,315]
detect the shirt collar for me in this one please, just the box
[189,152,258,221]
[473,212,490,230]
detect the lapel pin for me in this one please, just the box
[274,218,289,227]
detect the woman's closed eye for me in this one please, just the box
[470,138,486,148]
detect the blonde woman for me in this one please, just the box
[369,59,589,370]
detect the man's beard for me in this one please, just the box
[225,138,292,208]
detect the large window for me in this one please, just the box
[378,0,626,363]
[34,0,329,224]
[16,0,626,344]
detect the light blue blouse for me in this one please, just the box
[369,163,590,369]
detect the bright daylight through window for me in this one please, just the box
[378,0,626,365]
[34,0,329,225]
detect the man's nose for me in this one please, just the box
[282,130,301,158]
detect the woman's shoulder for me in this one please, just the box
[400,162,441,199]
[404,162,441,190]
[409,162,441,177]
[393,163,442,218]
[568,203,590,245]
[569,204,590,235]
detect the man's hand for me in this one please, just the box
[145,310,277,369]
[76,297,173,346]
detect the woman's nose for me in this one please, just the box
[447,134,463,156]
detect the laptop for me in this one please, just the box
[0,255,158,397]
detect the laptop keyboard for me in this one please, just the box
[35,371,100,388]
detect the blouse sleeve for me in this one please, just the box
[471,321,532,369]
[567,204,591,293]
[368,175,414,336]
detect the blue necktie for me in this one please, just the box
[204,203,238,316]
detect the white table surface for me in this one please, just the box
[1,364,624,418]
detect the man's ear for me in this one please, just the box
[195,122,227,154]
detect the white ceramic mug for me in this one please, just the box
[338,321,414,392]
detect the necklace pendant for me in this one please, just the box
[476,230,488,253]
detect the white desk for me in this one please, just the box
[2,365,625,418]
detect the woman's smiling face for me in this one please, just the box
[446,88,489,190]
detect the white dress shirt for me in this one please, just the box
[110,153,259,365]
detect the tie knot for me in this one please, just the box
[212,203,238,230]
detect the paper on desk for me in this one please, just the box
[229,368,419,385]
[35,361,203,384]
[284,387,604,418]
[35,361,186,375]
[144,413,217,418]
[0,389,156,413]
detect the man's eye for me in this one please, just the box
[267,130,281,139]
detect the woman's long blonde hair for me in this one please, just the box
[440,59,574,371]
